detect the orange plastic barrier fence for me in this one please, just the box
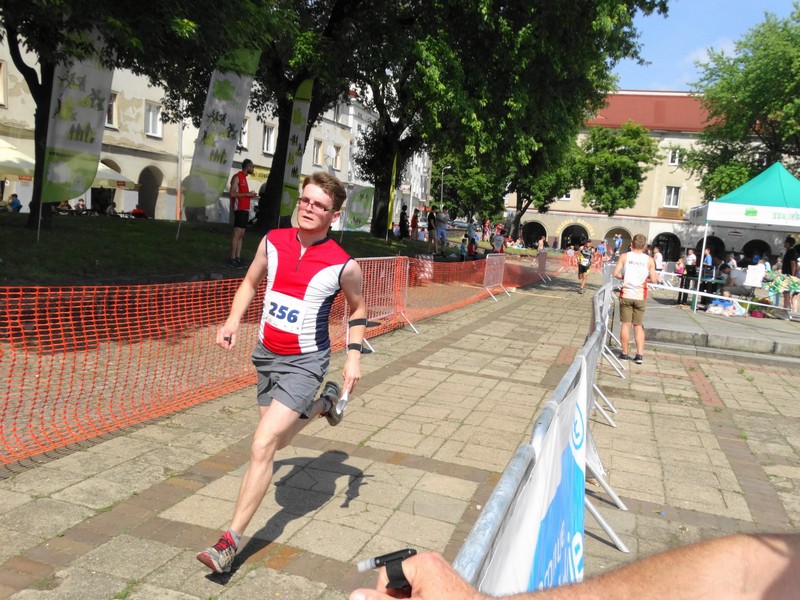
[559,252,578,272]
[0,256,546,465]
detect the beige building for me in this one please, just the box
[515,91,782,261]
[0,41,430,225]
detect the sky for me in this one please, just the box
[613,0,798,91]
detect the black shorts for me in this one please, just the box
[578,264,590,274]
[233,210,249,229]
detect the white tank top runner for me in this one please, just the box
[621,251,650,300]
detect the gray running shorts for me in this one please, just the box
[251,343,330,417]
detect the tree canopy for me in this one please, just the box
[579,120,660,216]
[687,5,800,200]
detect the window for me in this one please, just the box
[312,139,323,166]
[238,118,248,149]
[0,61,6,107]
[332,144,342,170]
[664,186,680,207]
[144,102,163,137]
[559,191,571,201]
[333,104,341,123]
[105,92,118,128]
[262,124,275,154]
[668,149,681,165]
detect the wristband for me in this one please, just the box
[347,343,363,352]
[348,318,368,328]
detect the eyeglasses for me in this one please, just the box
[298,196,335,213]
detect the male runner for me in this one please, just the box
[577,239,593,294]
[197,171,367,574]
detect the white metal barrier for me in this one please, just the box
[483,254,510,300]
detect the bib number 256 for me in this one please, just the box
[269,302,300,323]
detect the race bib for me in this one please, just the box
[265,291,306,334]
[580,257,590,267]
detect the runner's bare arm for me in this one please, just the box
[216,236,268,349]
[340,259,366,393]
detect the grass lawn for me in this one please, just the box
[0,212,435,286]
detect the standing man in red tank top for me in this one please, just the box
[229,159,257,268]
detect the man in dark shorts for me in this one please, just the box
[577,239,593,294]
[229,159,257,268]
[197,172,367,574]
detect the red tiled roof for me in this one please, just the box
[585,91,708,133]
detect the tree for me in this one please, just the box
[579,120,660,216]
[687,6,800,200]
[0,0,268,229]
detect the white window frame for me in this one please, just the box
[0,61,6,107]
[664,186,680,208]
[105,91,118,129]
[333,144,342,170]
[144,102,163,138]
[559,191,571,201]
[668,149,681,166]
[312,139,323,166]
[262,124,275,154]
[239,118,249,149]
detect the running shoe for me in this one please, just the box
[618,352,630,361]
[634,354,643,364]
[196,531,237,573]
[319,381,343,426]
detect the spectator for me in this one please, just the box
[459,236,467,261]
[57,200,74,214]
[727,253,738,269]
[482,218,490,241]
[398,204,409,239]
[435,206,449,253]
[75,198,88,215]
[537,236,545,253]
[426,209,437,253]
[612,233,659,364]
[491,228,505,253]
[410,208,419,233]
[613,233,622,257]
[467,236,477,259]
[131,204,148,219]
[105,201,119,217]
[720,263,749,297]
[675,256,685,275]
[228,159,256,268]
[653,246,663,271]
[780,236,798,316]
[8,193,22,213]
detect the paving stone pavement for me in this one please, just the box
[1,272,799,598]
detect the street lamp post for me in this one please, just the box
[440,165,452,208]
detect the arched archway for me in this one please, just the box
[560,224,588,249]
[696,235,725,260]
[652,232,681,262]
[741,239,773,262]
[138,166,163,218]
[521,221,546,248]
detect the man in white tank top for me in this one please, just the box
[612,233,660,364]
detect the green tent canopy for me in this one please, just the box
[689,162,800,228]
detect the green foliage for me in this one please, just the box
[688,6,800,199]
[579,120,660,216]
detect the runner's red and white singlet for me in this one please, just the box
[258,228,351,354]
[231,171,251,212]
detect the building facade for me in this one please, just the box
[0,41,431,225]
[515,91,784,261]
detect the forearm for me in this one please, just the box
[517,534,800,600]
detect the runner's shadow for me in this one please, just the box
[209,449,368,582]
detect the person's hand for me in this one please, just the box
[216,322,239,350]
[341,351,362,395]
[350,552,485,600]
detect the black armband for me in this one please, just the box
[347,343,363,352]
[348,318,368,328]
